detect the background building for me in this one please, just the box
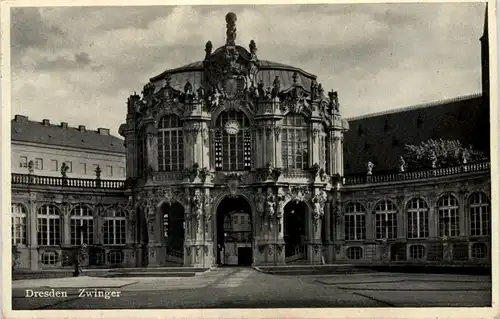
[11,7,491,271]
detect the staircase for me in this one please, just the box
[284,245,305,263]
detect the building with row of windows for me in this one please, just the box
[11,9,491,270]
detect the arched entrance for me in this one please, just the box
[284,201,307,261]
[161,202,185,263]
[215,196,253,266]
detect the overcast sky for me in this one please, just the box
[10,3,487,137]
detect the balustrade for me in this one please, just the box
[343,161,490,185]
[11,173,125,189]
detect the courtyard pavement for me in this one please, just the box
[11,268,492,309]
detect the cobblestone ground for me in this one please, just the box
[11,268,492,309]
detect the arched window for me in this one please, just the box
[158,115,184,171]
[469,192,490,236]
[437,194,459,237]
[374,200,397,239]
[137,126,147,175]
[344,202,366,240]
[104,208,127,245]
[70,205,94,245]
[12,203,27,245]
[37,205,61,246]
[281,114,308,169]
[214,110,251,171]
[407,198,429,239]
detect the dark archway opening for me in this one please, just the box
[161,202,185,260]
[216,196,253,266]
[284,201,307,258]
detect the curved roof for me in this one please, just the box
[150,59,317,93]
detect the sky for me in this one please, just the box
[10,3,487,137]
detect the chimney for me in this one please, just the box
[78,125,86,132]
[97,128,110,135]
[42,119,50,126]
[14,115,28,123]
[60,122,68,129]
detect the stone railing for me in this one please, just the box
[282,169,310,179]
[11,173,125,189]
[343,161,490,186]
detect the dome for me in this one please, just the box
[149,57,317,93]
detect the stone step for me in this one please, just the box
[106,267,207,273]
[102,272,197,278]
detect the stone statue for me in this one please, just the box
[310,80,319,100]
[257,81,265,99]
[318,83,324,98]
[197,86,205,100]
[398,156,405,173]
[328,90,339,113]
[461,149,468,164]
[28,160,34,174]
[184,80,193,96]
[225,12,237,46]
[60,162,69,178]
[265,190,276,218]
[265,87,272,100]
[249,40,257,56]
[205,41,213,59]
[429,151,438,168]
[95,165,102,179]
[271,76,280,99]
[367,161,374,175]
[255,190,265,217]
[191,189,203,219]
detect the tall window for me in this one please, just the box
[437,194,459,237]
[344,202,366,240]
[469,192,490,236]
[70,205,94,245]
[375,200,397,239]
[137,127,147,175]
[158,115,184,171]
[214,110,251,171]
[19,156,28,168]
[104,208,127,245]
[37,205,61,246]
[12,204,27,245]
[407,198,429,239]
[281,114,308,169]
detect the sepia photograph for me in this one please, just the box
[2,1,498,317]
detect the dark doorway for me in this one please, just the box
[216,196,253,266]
[162,202,185,258]
[284,201,307,257]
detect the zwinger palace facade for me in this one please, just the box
[11,10,491,270]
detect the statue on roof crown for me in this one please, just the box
[225,12,237,46]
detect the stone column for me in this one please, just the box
[61,203,71,246]
[145,197,160,267]
[203,189,215,267]
[307,189,327,265]
[459,190,467,237]
[146,125,158,172]
[183,188,194,266]
[428,197,437,238]
[28,192,38,270]
[397,196,405,239]
[310,123,322,166]
[274,125,282,168]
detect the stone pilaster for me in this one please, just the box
[146,122,158,172]
[28,192,38,270]
[310,122,323,167]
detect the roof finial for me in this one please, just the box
[225,12,237,46]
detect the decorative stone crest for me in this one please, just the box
[223,172,246,197]
[255,189,265,217]
[286,185,310,203]
[257,162,282,182]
